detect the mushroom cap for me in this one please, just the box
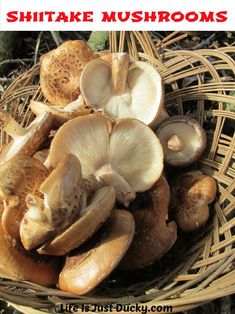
[47,115,164,196]
[80,54,163,126]
[155,116,207,167]
[121,176,177,270]
[40,40,97,106]
[30,97,90,128]
[0,204,60,286]
[0,112,54,166]
[170,170,217,232]
[0,155,49,240]
[59,209,135,295]
[38,186,115,256]
[20,154,84,250]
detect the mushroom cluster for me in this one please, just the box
[0,40,217,295]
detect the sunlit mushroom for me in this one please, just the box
[0,110,53,165]
[46,115,164,206]
[20,154,84,250]
[0,204,60,285]
[121,176,177,270]
[80,53,163,126]
[30,95,90,128]
[0,155,49,240]
[59,209,135,295]
[40,40,97,106]
[170,170,217,232]
[38,186,115,256]
[155,116,207,167]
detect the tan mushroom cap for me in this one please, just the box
[30,96,90,128]
[0,111,53,166]
[47,115,164,206]
[170,170,217,232]
[38,186,115,256]
[155,116,207,167]
[0,155,49,240]
[121,176,177,270]
[80,53,163,126]
[20,154,84,250]
[59,209,135,295]
[40,40,97,106]
[0,204,60,286]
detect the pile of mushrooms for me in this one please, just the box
[0,40,217,295]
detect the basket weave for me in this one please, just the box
[0,31,234,314]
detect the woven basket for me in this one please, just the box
[0,31,234,314]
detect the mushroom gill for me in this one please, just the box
[46,115,164,206]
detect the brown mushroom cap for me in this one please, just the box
[0,156,49,240]
[80,53,163,126]
[47,115,164,206]
[40,40,97,106]
[155,116,207,167]
[38,186,115,256]
[121,176,177,270]
[170,170,217,232]
[20,154,84,250]
[30,96,90,128]
[59,209,135,295]
[0,205,60,286]
[0,111,53,166]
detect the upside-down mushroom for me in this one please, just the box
[46,115,164,206]
[40,40,97,106]
[20,154,84,250]
[30,95,90,128]
[59,209,135,295]
[0,204,60,285]
[0,111,53,165]
[0,155,49,240]
[170,170,217,232]
[121,176,177,270]
[80,53,163,126]
[38,186,115,256]
[155,116,207,167]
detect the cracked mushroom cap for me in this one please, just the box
[38,186,115,256]
[155,116,207,167]
[170,170,217,232]
[30,96,90,128]
[0,111,53,166]
[40,40,97,106]
[121,176,177,270]
[80,53,163,126]
[20,154,84,250]
[59,209,135,295]
[0,204,60,285]
[46,115,164,206]
[0,156,49,240]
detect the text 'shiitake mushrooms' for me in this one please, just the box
[46,115,164,206]
[80,53,163,126]
[40,40,97,106]
[121,176,177,270]
[59,209,135,295]
[0,111,53,165]
[0,205,60,286]
[170,170,217,232]
[155,116,207,167]
[30,95,90,128]
[20,154,84,250]
[38,186,115,256]
[0,155,49,240]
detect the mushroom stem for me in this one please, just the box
[0,111,27,138]
[167,134,184,152]
[95,164,136,207]
[111,53,130,96]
